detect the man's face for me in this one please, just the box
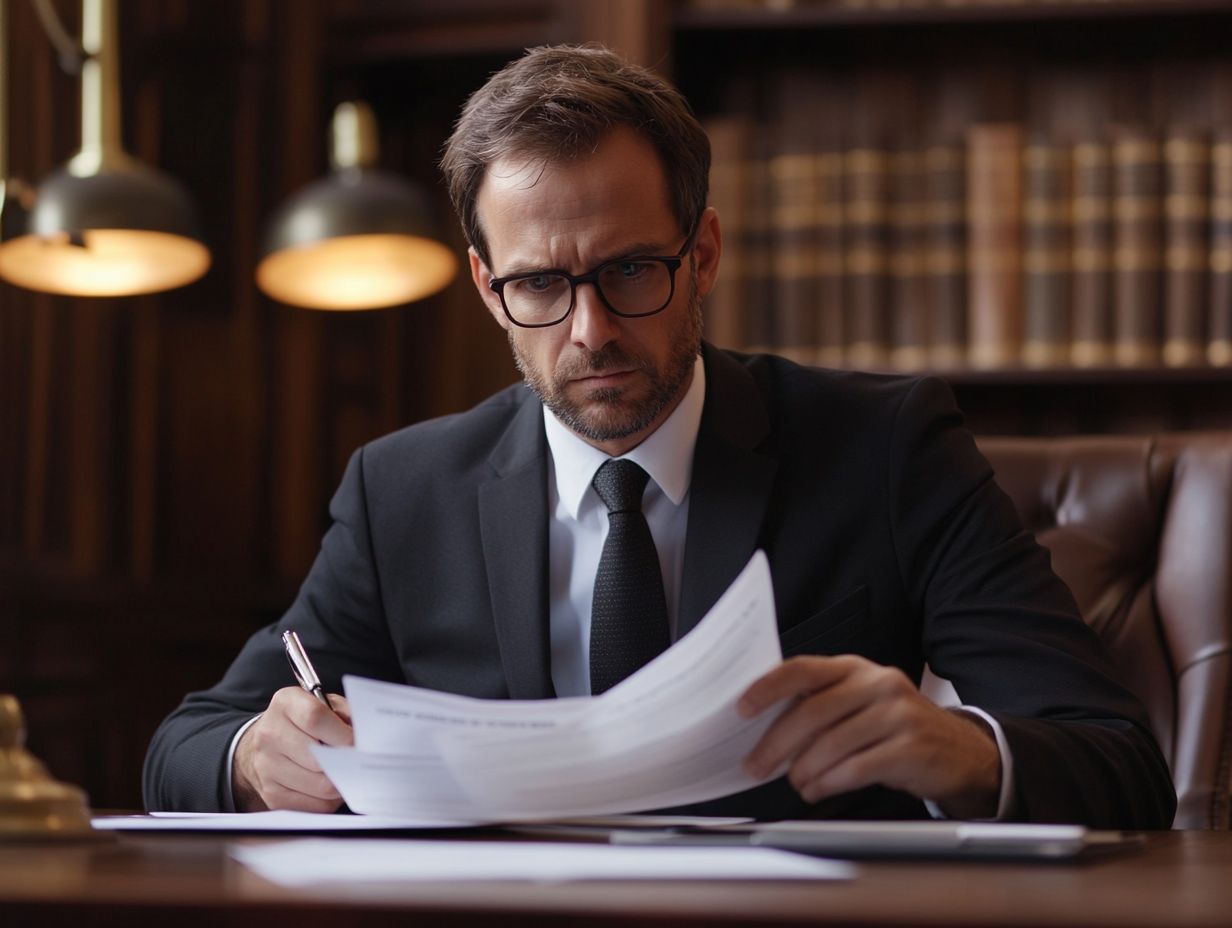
[469,127,720,456]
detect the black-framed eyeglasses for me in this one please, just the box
[488,220,700,329]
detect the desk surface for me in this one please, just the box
[2,829,1229,928]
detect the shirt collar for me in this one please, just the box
[544,355,705,519]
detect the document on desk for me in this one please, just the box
[90,811,749,833]
[90,810,475,831]
[231,838,855,884]
[313,550,786,821]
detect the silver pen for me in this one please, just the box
[281,629,336,713]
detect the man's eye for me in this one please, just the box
[615,261,651,280]
[513,274,559,295]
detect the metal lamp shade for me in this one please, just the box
[256,168,457,311]
[0,160,210,297]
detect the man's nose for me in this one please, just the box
[569,282,620,351]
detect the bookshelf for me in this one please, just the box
[659,0,1232,432]
[676,0,1232,29]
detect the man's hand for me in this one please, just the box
[232,687,353,812]
[738,655,1002,820]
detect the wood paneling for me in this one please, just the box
[0,0,526,808]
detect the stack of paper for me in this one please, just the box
[314,551,787,822]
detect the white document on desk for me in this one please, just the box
[91,810,473,831]
[313,549,786,821]
[231,838,854,884]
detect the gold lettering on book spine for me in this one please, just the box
[1163,133,1209,368]
[1210,139,1232,366]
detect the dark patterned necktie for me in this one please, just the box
[589,459,671,695]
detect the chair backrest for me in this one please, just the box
[977,433,1232,829]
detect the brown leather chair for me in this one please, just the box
[973,434,1232,829]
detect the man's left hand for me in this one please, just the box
[737,655,1002,820]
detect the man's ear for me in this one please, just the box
[692,206,722,300]
[469,247,509,331]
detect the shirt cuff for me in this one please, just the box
[223,714,262,812]
[923,705,1015,821]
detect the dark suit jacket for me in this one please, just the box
[144,346,1176,827]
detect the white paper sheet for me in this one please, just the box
[92,811,753,833]
[230,837,855,883]
[346,674,592,754]
[314,550,786,820]
[90,810,473,831]
[90,811,753,833]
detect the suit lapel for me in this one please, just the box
[477,347,777,691]
[478,390,555,699]
[677,346,778,639]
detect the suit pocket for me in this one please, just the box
[779,586,870,657]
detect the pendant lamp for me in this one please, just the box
[0,0,210,297]
[256,101,457,311]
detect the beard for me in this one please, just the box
[509,275,704,445]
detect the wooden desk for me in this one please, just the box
[2,830,1228,927]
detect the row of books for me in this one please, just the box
[703,116,1232,371]
[689,0,1139,11]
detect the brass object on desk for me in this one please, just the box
[0,694,97,839]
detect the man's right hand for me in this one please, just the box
[232,686,354,812]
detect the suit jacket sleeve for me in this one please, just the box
[142,446,403,811]
[892,377,1175,827]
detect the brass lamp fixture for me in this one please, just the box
[256,101,457,310]
[0,0,210,297]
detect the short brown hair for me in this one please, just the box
[440,44,710,268]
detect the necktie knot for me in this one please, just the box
[592,459,650,514]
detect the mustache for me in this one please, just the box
[555,343,648,381]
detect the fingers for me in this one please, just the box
[273,687,354,748]
[249,741,344,809]
[737,656,1000,812]
[792,730,911,804]
[783,701,907,802]
[326,694,353,727]
[737,655,856,719]
[233,687,353,812]
[742,668,889,779]
[742,657,912,779]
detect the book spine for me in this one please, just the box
[701,115,748,350]
[923,144,966,369]
[770,148,819,363]
[742,133,776,354]
[889,150,928,370]
[966,123,1023,369]
[1210,134,1232,366]
[844,147,890,369]
[1070,142,1114,367]
[1112,132,1164,367]
[1021,141,1071,367]
[1162,132,1210,367]
[815,151,845,368]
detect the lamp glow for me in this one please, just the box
[256,101,456,311]
[0,228,209,297]
[257,234,456,310]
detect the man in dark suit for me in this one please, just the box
[144,45,1175,828]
